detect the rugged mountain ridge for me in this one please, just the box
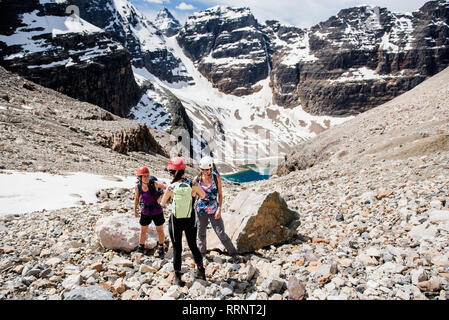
[177,6,270,96]
[1,0,448,166]
[175,1,448,116]
[70,0,191,84]
[291,1,449,115]
[2,1,448,119]
[0,0,141,117]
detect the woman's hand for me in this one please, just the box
[215,207,222,220]
[134,210,139,218]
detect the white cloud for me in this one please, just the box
[176,2,196,10]
[143,0,164,4]
[194,0,430,27]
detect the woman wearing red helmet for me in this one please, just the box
[160,157,207,287]
[134,166,166,257]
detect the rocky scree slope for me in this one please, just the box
[0,66,173,177]
[276,65,449,176]
[0,68,448,301]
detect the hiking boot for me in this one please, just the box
[156,243,165,258]
[196,265,206,281]
[137,244,146,254]
[174,272,185,287]
[201,252,211,261]
[230,254,241,263]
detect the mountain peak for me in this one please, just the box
[157,7,177,20]
[155,7,180,36]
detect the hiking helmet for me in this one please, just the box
[199,156,214,170]
[167,157,186,170]
[136,166,149,176]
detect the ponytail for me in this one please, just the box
[170,169,185,184]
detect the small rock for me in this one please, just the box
[39,268,52,278]
[288,276,305,300]
[261,276,285,295]
[140,264,157,274]
[121,290,139,300]
[396,290,410,300]
[365,248,381,257]
[316,263,337,278]
[113,278,126,294]
[418,278,442,292]
[90,262,103,272]
[62,274,81,290]
[411,269,428,285]
[357,254,378,266]
[46,257,62,266]
[221,286,234,297]
[64,285,115,300]
[14,265,24,274]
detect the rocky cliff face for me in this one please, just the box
[174,1,448,116]
[71,0,191,84]
[276,65,449,175]
[266,1,449,116]
[0,0,141,117]
[177,6,270,96]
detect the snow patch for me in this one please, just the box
[330,67,392,83]
[0,171,136,215]
[0,11,103,60]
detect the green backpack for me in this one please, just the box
[173,180,193,219]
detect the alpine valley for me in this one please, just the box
[0,0,449,302]
[1,0,448,173]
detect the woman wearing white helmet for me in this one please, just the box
[193,156,239,262]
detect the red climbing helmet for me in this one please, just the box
[136,166,150,176]
[167,157,186,170]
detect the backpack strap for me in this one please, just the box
[137,183,145,209]
[137,183,143,196]
[212,171,219,190]
[189,179,198,227]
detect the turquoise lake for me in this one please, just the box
[221,169,270,183]
[221,163,275,183]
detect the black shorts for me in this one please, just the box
[140,213,165,227]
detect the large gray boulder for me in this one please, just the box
[63,285,115,300]
[207,191,299,254]
[94,214,159,252]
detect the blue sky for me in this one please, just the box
[130,0,432,27]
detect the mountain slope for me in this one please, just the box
[0,0,141,117]
[276,65,449,176]
[1,0,448,173]
[0,66,171,176]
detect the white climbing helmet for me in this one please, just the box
[199,156,214,170]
